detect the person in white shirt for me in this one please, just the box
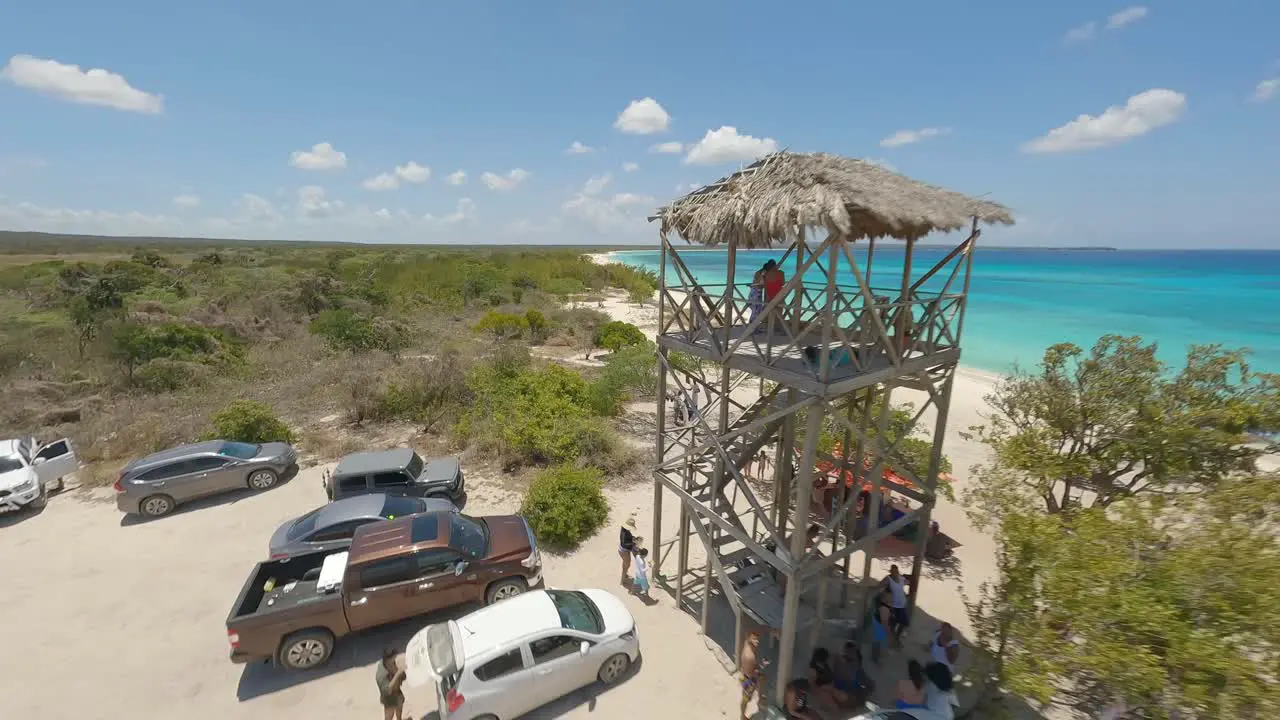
[881,564,910,647]
[924,661,959,720]
[929,622,961,671]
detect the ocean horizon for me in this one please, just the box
[606,247,1280,377]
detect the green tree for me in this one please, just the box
[474,310,525,340]
[965,474,1280,719]
[592,320,646,354]
[524,309,548,343]
[966,336,1278,514]
[67,276,123,358]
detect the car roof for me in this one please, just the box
[348,510,451,563]
[334,448,415,477]
[454,590,562,659]
[125,440,228,471]
[312,493,390,527]
[421,456,460,482]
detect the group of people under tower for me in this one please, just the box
[739,564,960,720]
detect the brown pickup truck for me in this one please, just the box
[226,510,542,670]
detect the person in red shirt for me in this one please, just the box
[763,260,785,301]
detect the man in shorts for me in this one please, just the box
[375,647,407,720]
[882,564,910,647]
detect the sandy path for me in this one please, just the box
[0,469,741,719]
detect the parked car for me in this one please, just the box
[268,493,458,560]
[115,440,298,518]
[849,709,946,720]
[405,588,639,720]
[226,509,541,670]
[323,448,464,503]
[0,437,79,513]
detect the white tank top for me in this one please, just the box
[887,576,907,608]
[931,632,959,668]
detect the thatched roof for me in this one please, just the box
[651,151,1014,247]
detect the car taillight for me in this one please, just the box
[445,688,465,712]
[269,553,289,561]
[227,630,240,649]
[113,477,125,493]
[521,548,540,569]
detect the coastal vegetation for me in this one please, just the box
[963,336,1280,719]
[0,238,658,513]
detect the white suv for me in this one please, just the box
[406,588,640,720]
[0,437,79,513]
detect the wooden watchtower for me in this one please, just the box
[646,152,1012,703]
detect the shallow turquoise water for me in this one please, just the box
[609,247,1280,375]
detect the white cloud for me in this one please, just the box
[395,161,430,183]
[446,170,467,185]
[1022,88,1186,154]
[0,199,180,236]
[614,97,671,135]
[683,126,779,165]
[362,161,431,191]
[563,190,656,232]
[650,141,684,154]
[480,168,531,191]
[290,142,347,171]
[239,193,279,221]
[582,173,612,196]
[363,173,399,191]
[864,158,898,172]
[1251,78,1279,103]
[172,194,201,209]
[1,54,163,114]
[879,127,950,148]
[1106,6,1148,30]
[566,141,595,155]
[444,198,476,224]
[1063,22,1097,45]
[622,162,639,172]
[297,185,342,218]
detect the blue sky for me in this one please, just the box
[1,1,1277,247]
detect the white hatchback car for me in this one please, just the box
[406,588,640,720]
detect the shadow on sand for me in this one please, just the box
[120,465,302,526]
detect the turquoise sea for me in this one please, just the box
[607,247,1280,376]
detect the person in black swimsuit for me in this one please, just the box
[784,678,822,719]
[808,647,850,709]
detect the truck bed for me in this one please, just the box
[227,550,349,665]
[229,551,333,621]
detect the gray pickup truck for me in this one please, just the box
[322,448,464,503]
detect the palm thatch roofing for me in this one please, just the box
[651,151,1014,247]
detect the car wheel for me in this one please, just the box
[248,468,279,491]
[140,494,175,518]
[485,578,527,605]
[279,629,334,670]
[597,653,630,685]
[29,484,48,510]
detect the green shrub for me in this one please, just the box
[369,354,472,432]
[209,400,295,443]
[309,308,396,351]
[525,309,548,342]
[520,465,609,547]
[593,320,646,353]
[458,362,616,467]
[474,310,525,340]
[628,287,652,305]
[133,359,207,393]
[111,321,242,379]
[598,341,658,398]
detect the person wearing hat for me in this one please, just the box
[619,517,640,585]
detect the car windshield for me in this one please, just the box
[406,452,424,480]
[286,508,322,541]
[548,590,604,634]
[0,455,25,474]
[448,514,488,559]
[219,441,260,460]
[381,495,425,519]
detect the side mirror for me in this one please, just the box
[579,641,590,656]
[454,561,468,576]
[33,457,46,465]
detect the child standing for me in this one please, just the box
[632,547,651,598]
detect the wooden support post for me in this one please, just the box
[809,574,829,648]
[653,237,669,580]
[907,369,951,622]
[895,237,915,355]
[859,382,896,630]
[701,241,737,634]
[776,399,825,703]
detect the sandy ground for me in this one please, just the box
[0,467,747,720]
